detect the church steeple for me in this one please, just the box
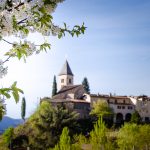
[58,60,74,89]
[59,60,73,76]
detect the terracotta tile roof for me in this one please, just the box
[90,94,133,105]
[70,99,90,103]
[90,94,109,98]
[49,98,90,104]
[50,98,90,104]
[49,99,71,103]
[108,97,133,105]
[109,101,133,105]
[111,96,128,99]
[52,85,85,99]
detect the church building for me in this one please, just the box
[50,60,91,119]
[41,60,150,123]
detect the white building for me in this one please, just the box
[129,96,150,122]
[42,60,150,123]
[84,93,135,123]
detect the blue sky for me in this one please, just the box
[1,0,150,118]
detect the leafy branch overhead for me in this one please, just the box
[0,0,86,120]
[0,82,23,120]
[0,0,86,61]
[0,82,23,103]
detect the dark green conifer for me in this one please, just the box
[82,77,90,94]
[21,97,26,122]
[52,75,57,97]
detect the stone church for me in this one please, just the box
[41,60,150,123]
[42,60,91,119]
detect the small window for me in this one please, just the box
[122,106,125,109]
[69,79,72,84]
[61,79,64,83]
[117,106,121,109]
[128,106,133,109]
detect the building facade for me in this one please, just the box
[41,60,150,123]
[83,93,135,123]
[129,96,150,122]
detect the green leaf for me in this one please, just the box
[12,91,19,103]
[40,43,51,52]
[11,81,17,88]
[64,23,67,29]
[39,6,46,14]
[2,92,11,99]
[58,33,62,39]
[17,88,24,94]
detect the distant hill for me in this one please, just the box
[0,116,23,134]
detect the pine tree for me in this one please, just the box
[82,77,90,94]
[90,117,107,150]
[54,127,71,150]
[52,75,57,97]
[21,97,26,122]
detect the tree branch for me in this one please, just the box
[2,39,14,45]
[17,18,28,25]
[7,0,32,11]
[7,2,24,12]
[2,56,12,64]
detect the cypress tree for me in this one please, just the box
[21,97,26,122]
[52,75,57,97]
[82,77,90,94]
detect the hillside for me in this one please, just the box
[0,116,23,134]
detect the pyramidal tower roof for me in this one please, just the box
[59,60,73,76]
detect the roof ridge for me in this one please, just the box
[57,85,80,94]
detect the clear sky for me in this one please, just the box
[1,0,150,118]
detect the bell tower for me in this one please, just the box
[58,60,74,89]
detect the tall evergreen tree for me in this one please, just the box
[54,127,71,150]
[82,77,90,94]
[90,118,107,150]
[21,97,26,122]
[52,75,57,97]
